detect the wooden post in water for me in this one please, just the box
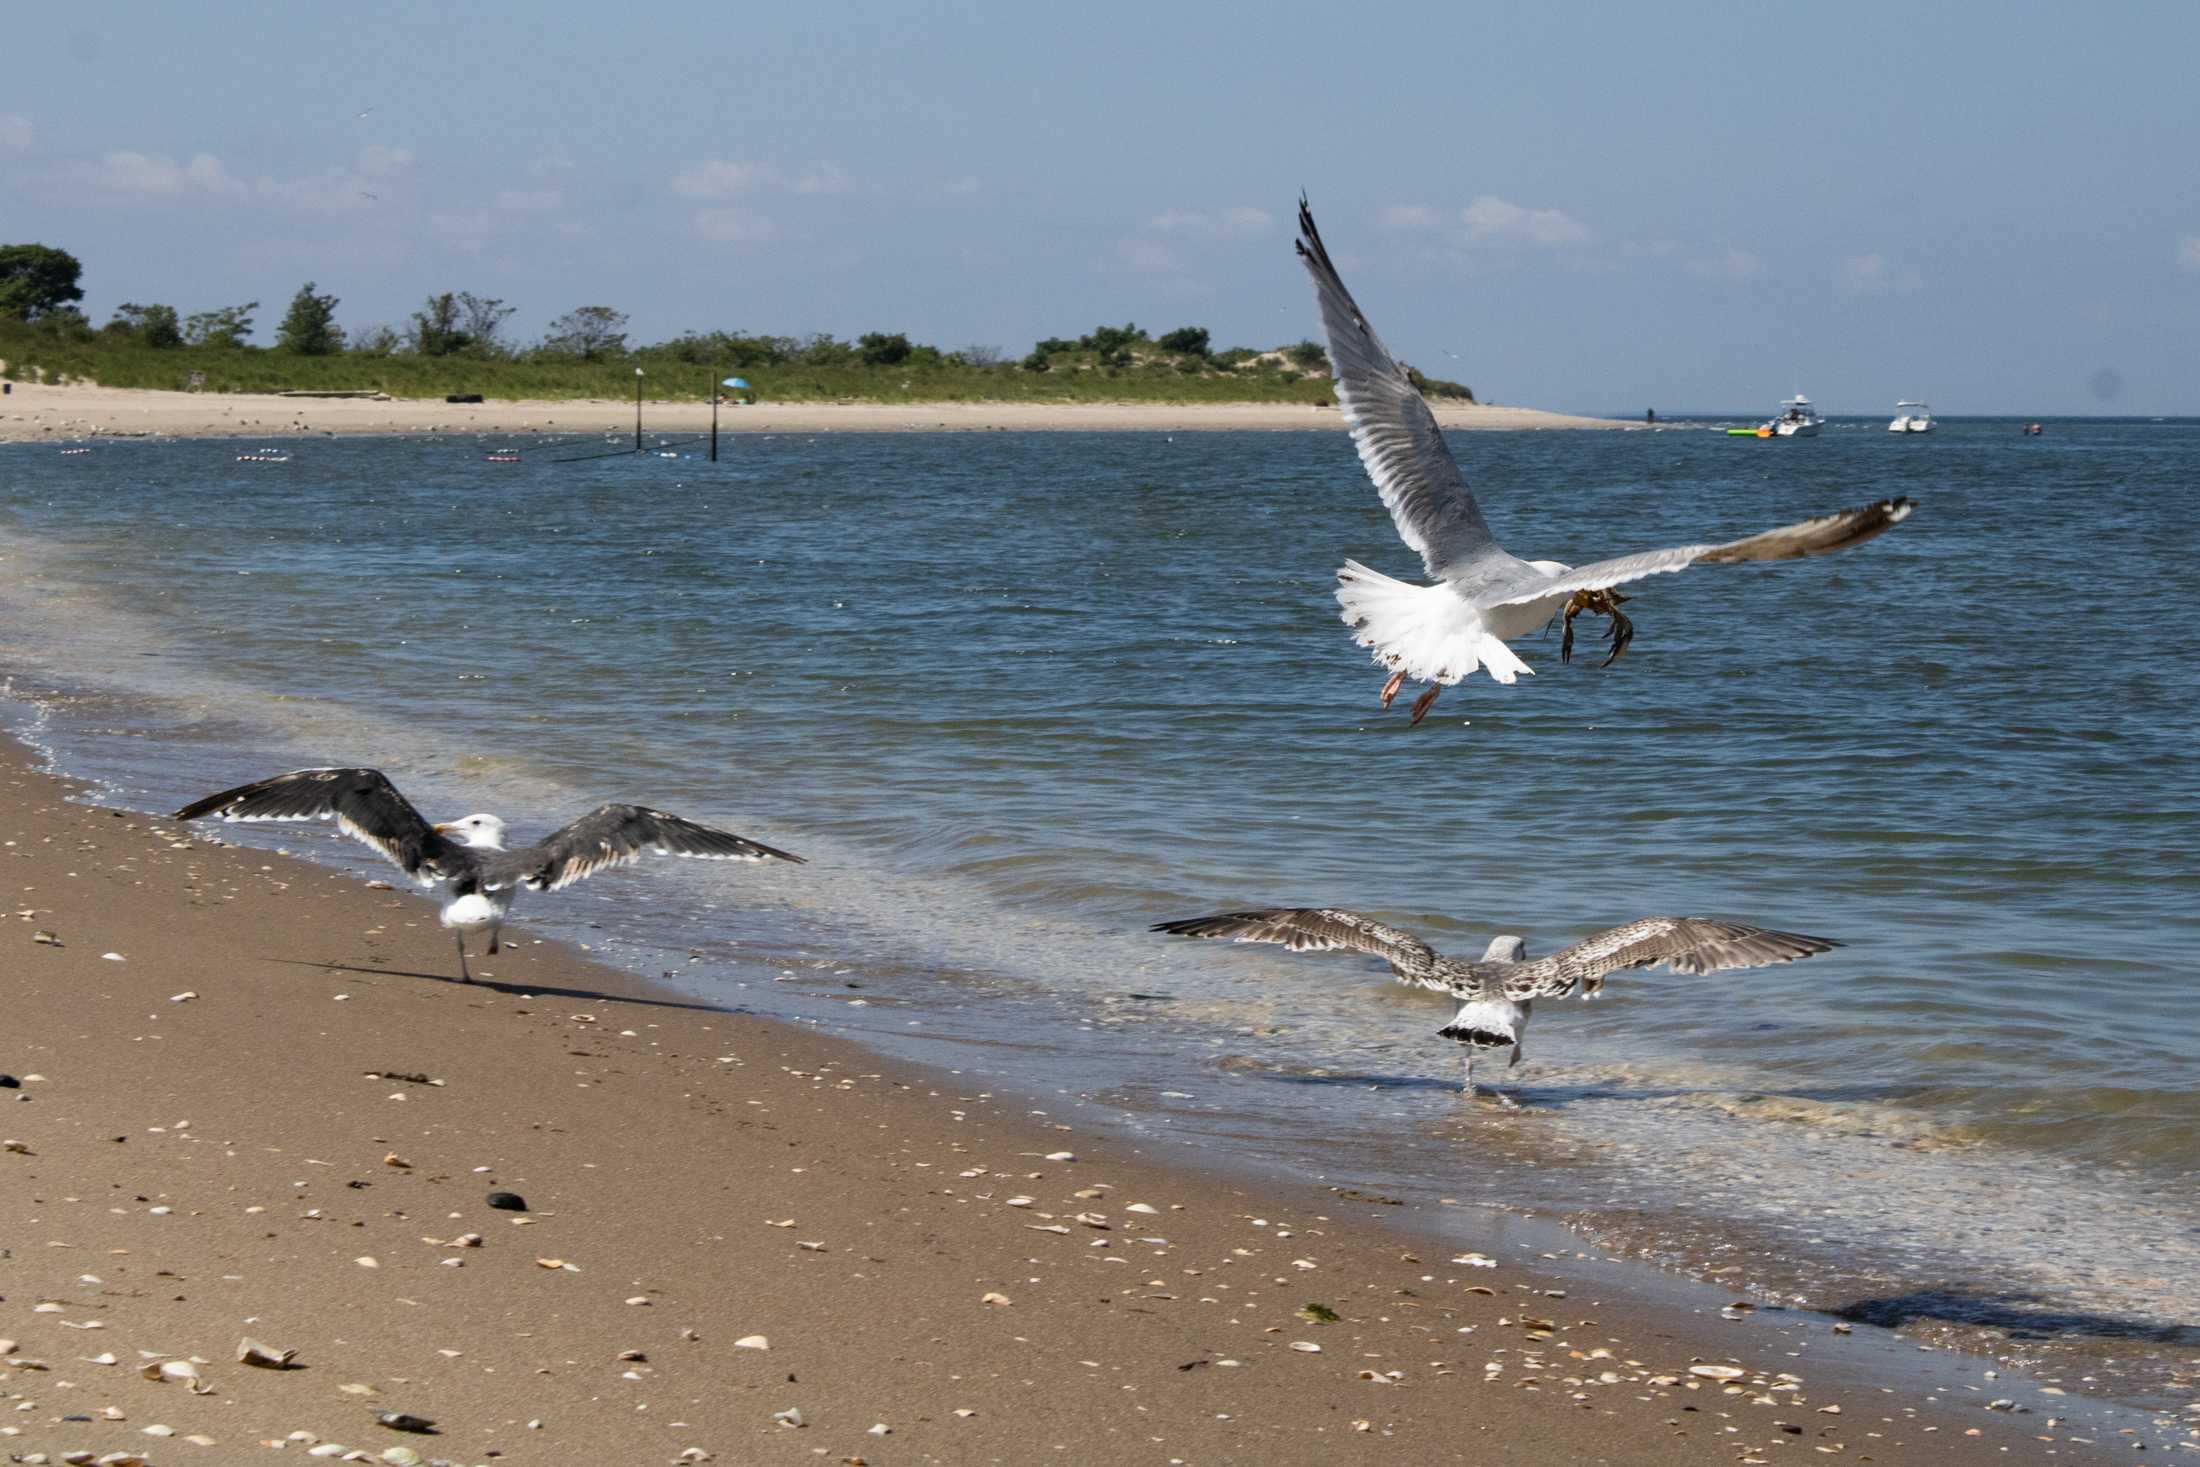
[633,367,645,452]
[710,370,720,462]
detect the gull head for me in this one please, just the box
[433,813,508,850]
[1482,935,1528,962]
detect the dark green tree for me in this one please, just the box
[1156,325,1210,357]
[1285,339,1329,371]
[541,305,629,360]
[457,292,515,356]
[1405,365,1473,401]
[183,301,258,348]
[0,244,86,321]
[858,331,912,365]
[409,291,514,357]
[275,282,345,355]
[1078,322,1142,361]
[350,323,401,357]
[107,302,183,348]
[409,293,464,355]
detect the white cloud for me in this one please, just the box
[793,163,849,196]
[39,145,408,216]
[1842,251,1920,292]
[357,144,413,177]
[1686,247,1764,281]
[81,149,243,200]
[1147,205,1273,239]
[2179,236,2200,271]
[691,208,778,243]
[674,158,851,202]
[429,184,565,253]
[1114,237,1179,272]
[1379,204,1443,231]
[1459,194,1590,247]
[670,160,773,199]
[427,206,498,254]
[492,187,561,215]
[0,115,32,153]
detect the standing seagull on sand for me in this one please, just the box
[1294,197,1915,724]
[1155,908,1837,1104]
[174,767,803,982]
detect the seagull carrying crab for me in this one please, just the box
[174,767,803,981]
[1294,197,1914,724]
[1154,907,1838,1105]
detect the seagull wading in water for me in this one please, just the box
[1154,908,1838,1104]
[1294,197,1915,724]
[174,768,803,981]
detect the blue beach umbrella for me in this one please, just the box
[723,377,749,390]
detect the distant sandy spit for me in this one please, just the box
[0,380,1627,442]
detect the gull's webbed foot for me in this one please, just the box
[1561,589,1633,668]
[1379,668,1407,709]
[1408,684,1442,726]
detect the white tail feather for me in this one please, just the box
[1335,561,1532,686]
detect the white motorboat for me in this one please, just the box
[1888,400,1934,434]
[1767,393,1824,437]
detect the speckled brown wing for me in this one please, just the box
[1500,917,1840,1000]
[1152,907,1453,991]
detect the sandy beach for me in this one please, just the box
[0,733,2123,1465]
[0,381,1625,442]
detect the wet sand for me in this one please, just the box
[0,736,2120,1464]
[0,380,1625,441]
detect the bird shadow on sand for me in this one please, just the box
[1830,1289,2200,1346]
[267,958,751,1017]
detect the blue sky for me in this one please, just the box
[5,0,2195,413]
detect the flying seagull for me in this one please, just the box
[174,767,804,981]
[1294,197,1914,725]
[1154,908,1837,1104]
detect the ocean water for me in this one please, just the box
[4,418,2197,1400]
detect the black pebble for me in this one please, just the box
[0,1074,19,1088]
[486,1190,528,1212]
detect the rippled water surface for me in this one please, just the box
[4,419,2196,1397]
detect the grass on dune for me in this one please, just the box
[0,326,1346,406]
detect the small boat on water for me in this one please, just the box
[2023,421,2044,436]
[1888,400,1934,434]
[237,449,292,464]
[484,451,522,463]
[1768,393,1824,437]
[1727,394,1824,438]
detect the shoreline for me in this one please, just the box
[0,380,1627,441]
[0,726,2144,1463]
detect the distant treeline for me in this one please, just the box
[0,243,1475,405]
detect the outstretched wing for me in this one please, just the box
[1297,197,1503,580]
[172,766,455,883]
[1153,906,1449,990]
[1503,917,1839,1000]
[1476,498,1913,610]
[487,804,805,892]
